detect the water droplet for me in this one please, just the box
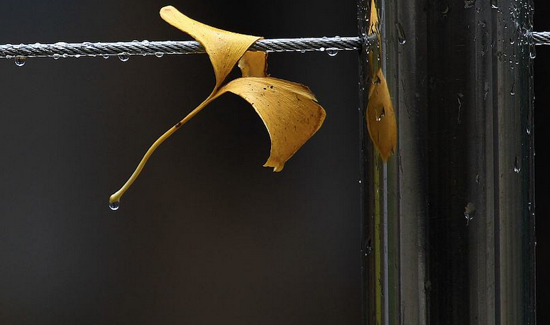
[319,47,326,52]
[14,56,26,67]
[526,127,531,135]
[491,0,499,9]
[154,52,164,58]
[530,44,537,59]
[364,245,372,257]
[74,54,81,59]
[513,157,521,173]
[62,54,69,59]
[53,54,61,60]
[464,202,476,226]
[102,54,110,59]
[375,107,386,121]
[326,48,338,56]
[118,53,130,62]
[396,22,407,44]
[476,174,480,184]
[299,49,306,54]
[109,201,120,211]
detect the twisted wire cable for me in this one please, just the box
[1,32,548,60]
[534,31,550,45]
[0,36,367,59]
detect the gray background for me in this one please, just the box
[0,0,361,324]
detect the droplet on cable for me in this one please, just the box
[154,52,164,58]
[118,53,130,62]
[14,56,26,67]
[326,48,338,56]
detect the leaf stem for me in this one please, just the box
[109,96,214,204]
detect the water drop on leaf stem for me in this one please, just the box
[109,201,120,211]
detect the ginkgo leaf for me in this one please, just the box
[214,77,326,172]
[160,6,261,90]
[364,0,397,162]
[236,51,325,171]
[366,69,396,161]
[368,0,379,36]
[109,6,326,207]
[238,51,268,78]
[367,0,381,75]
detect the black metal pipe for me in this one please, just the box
[359,0,536,324]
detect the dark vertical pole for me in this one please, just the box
[359,0,536,324]
[358,1,374,325]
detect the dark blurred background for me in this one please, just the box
[0,1,361,324]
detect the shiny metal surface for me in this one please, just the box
[359,0,536,324]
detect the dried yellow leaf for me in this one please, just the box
[368,0,379,36]
[366,70,397,161]
[238,51,268,78]
[364,0,397,161]
[109,6,326,206]
[215,77,326,172]
[160,6,261,90]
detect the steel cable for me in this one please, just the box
[534,31,550,45]
[0,36,367,60]
[1,32,548,60]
